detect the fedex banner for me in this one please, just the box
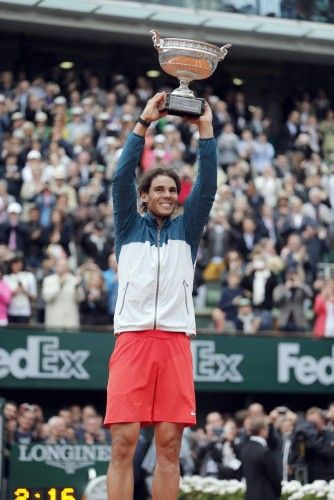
[0,329,333,393]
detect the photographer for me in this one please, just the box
[193,411,225,478]
[289,407,334,483]
[194,414,242,480]
[304,407,334,482]
[273,266,313,332]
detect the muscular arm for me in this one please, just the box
[184,105,217,259]
[112,92,167,258]
[112,133,144,256]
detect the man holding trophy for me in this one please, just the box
[104,32,230,500]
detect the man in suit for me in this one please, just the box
[240,416,282,500]
[278,110,300,153]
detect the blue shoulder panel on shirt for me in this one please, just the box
[117,213,198,262]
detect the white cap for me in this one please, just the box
[35,111,48,122]
[11,112,24,121]
[164,124,176,133]
[122,114,134,122]
[154,134,166,144]
[7,202,22,214]
[105,137,118,145]
[54,166,67,179]
[27,150,41,160]
[98,112,110,121]
[71,106,83,115]
[54,96,66,105]
[0,95,5,103]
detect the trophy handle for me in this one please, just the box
[219,43,232,60]
[151,29,164,51]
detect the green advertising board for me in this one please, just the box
[0,329,333,393]
[9,443,110,498]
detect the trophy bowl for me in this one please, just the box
[151,30,231,116]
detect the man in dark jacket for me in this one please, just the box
[0,202,28,253]
[240,416,282,500]
[305,407,334,482]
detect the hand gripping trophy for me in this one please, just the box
[151,29,231,117]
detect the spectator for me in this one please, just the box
[194,411,225,478]
[217,122,239,169]
[253,165,281,207]
[24,205,45,269]
[319,109,334,161]
[302,222,329,281]
[281,197,313,238]
[102,252,118,323]
[210,307,233,334]
[67,107,91,143]
[51,166,77,211]
[4,401,18,422]
[257,205,281,250]
[81,220,114,270]
[250,134,275,174]
[42,256,84,328]
[313,279,334,338]
[240,416,282,500]
[234,297,261,334]
[46,207,73,257]
[35,181,57,228]
[79,269,109,325]
[270,408,297,481]
[219,271,246,325]
[280,233,309,277]
[305,407,334,482]
[231,216,267,260]
[221,249,246,280]
[303,187,332,228]
[273,267,313,332]
[0,265,11,325]
[45,416,68,444]
[327,402,334,432]
[278,110,300,153]
[242,256,277,330]
[14,409,37,444]
[77,415,107,444]
[0,202,28,253]
[4,254,37,323]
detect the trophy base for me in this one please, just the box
[161,94,205,117]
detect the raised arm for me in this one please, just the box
[112,92,166,255]
[183,103,217,255]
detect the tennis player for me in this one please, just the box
[105,91,217,499]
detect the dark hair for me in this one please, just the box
[138,168,181,212]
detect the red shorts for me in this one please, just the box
[104,330,196,427]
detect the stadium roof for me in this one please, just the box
[0,0,334,63]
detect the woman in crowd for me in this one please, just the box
[313,279,334,338]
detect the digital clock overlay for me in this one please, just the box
[13,487,77,500]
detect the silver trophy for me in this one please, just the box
[151,29,231,117]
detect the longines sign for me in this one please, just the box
[10,444,110,493]
[17,444,110,474]
[0,330,333,393]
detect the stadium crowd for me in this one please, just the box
[190,0,334,23]
[141,1,334,24]
[4,400,334,496]
[0,69,334,335]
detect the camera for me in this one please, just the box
[212,427,224,438]
[277,406,288,415]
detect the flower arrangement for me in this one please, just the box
[179,476,245,500]
[179,477,334,499]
